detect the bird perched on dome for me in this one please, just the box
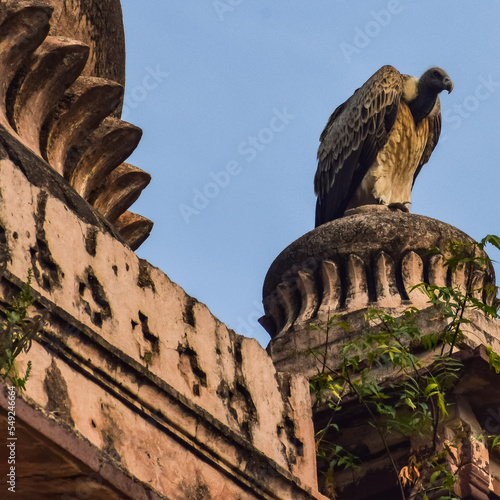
[314,65,453,227]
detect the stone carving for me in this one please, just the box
[0,1,152,249]
[260,209,496,339]
[317,260,341,317]
[373,251,399,307]
[401,250,426,302]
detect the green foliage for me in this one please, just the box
[421,448,460,500]
[491,435,500,450]
[0,270,44,389]
[309,236,500,500]
[486,346,500,373]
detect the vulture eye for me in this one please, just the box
[433,70,441,78]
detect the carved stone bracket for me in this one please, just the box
[0,1,152,249]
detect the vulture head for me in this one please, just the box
[420,67,454,95]
[408,67,453,123]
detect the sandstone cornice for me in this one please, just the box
[0,153,325,498]
[0,270,321,500]
[0,1,152,249]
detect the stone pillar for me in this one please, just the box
[260,206,500,499]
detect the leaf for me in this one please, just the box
[9,312,20,323]
[492,435,500,449]
[486,346,500,374]
[422,332,439,351]
[404,397,416,410]
[424,382,439,397]
[437,392,448,417]
[429,470,441,486]
[481,234,500,251]
[337,321,351,331]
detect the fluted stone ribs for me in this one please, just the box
[262,250,489,339]
[0,1,152,250]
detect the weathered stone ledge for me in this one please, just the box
[0,275,322,499]
[0,140,326,499]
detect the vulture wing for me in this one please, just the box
[314,65,404,226]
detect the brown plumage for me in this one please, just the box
[314,65,453,227]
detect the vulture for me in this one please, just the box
[314,65,453,227]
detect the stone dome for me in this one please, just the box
[260,207,496,339]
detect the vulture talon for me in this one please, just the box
[388,202,410,213]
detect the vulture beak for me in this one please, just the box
[444,77,454,94]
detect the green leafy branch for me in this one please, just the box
[0,270,44,389]
[309,236,500,500]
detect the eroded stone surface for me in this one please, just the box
[42,0,126,88]
[261,210,496,334]
[0,149,325,499]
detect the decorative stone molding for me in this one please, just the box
[0,1,152,249]
[41,0,126,87]
[260,208,496,339]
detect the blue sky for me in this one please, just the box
[121,1,500,346]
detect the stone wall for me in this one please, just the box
[0,2,330,497]
[0,128,325,498]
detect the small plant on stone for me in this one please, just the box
[0,270,44,389]
[309,235,500,500]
